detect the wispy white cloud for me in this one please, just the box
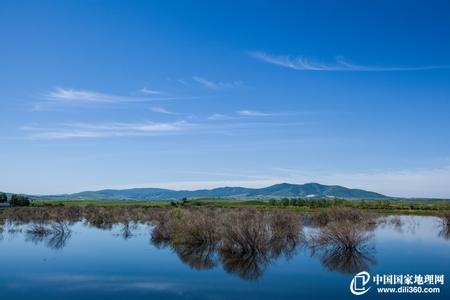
[272,166,450,198]
[208,110,274,120]
[207,113,234,121]
[192,76,242,89]
[101,179,282,191]
[238,110,273,117]
[61,165,450,198]
[42,87,195,105]
[181,170,269,180]
[149,107,176,115]
[109,166,450,197]
[177,79,192,87]
[20,118,304,140]
[45,87,129,103]
[19,273,180,293]
[31,103,62,112]
[138,87,165,95]
[21,121,193,140]
[249,51,450,72]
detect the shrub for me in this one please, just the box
[309,207,373,227]
[314,220,373,250]
[0,193,7,203]
[10,194,31,207]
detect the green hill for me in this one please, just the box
[34,182,389,201]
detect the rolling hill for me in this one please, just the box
[34,182,389,200]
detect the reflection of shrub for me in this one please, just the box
[218,209,303,280]
[389,216,403,227]
[47,221,72,250]
[220,247,270,281]
[310,212,376,274]
[87,216,113,230]
[376,215,405,233]
[26,221,72,250]
[438,212,450,240]
[441,213,450,227]
[175,242,218,270]
[319,246,376,274]
[27,224,51,237]
[150,208,304,280]
[119,221,137,239]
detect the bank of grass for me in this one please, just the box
[31,198,450,215]
[33,199,169,207]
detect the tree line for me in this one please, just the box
[0,192,31,206]
[267,197,450,211]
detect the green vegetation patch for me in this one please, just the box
[30,197,450,215]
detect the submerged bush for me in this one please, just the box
[308,207,376,274]
[218,209,304,280]
[149,208,304,280]
[313,220,373,251]
[310,207,374,227]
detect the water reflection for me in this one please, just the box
[25,221,72,250]
[150,209,305,280]
[86,217,114,230]
[438,214,450,240]
[309,208,377,274]
[220,247,270,280]
[1,207,380,279]
[317,246,376,274]
[119,221,138,240]
[377,215,420,235]
[175,242,218,270]
[0,209,448,300]
[2,207,449,283]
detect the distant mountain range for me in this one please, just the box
[31,183,390,200]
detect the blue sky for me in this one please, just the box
[1,0,450,197]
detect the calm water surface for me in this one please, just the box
[0,215,449,299]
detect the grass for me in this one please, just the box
[33,199,170,207]
[30,198,450,215]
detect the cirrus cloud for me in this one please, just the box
[249,51,450,72]
[43,87,195,105]
[192,76,242,89]
[21,121,193,140]
[238,110,273,117]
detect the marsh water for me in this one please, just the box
[0,210,449,300]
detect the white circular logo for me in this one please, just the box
[350,271,371,296]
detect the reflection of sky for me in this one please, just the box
[0,217,449,300]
